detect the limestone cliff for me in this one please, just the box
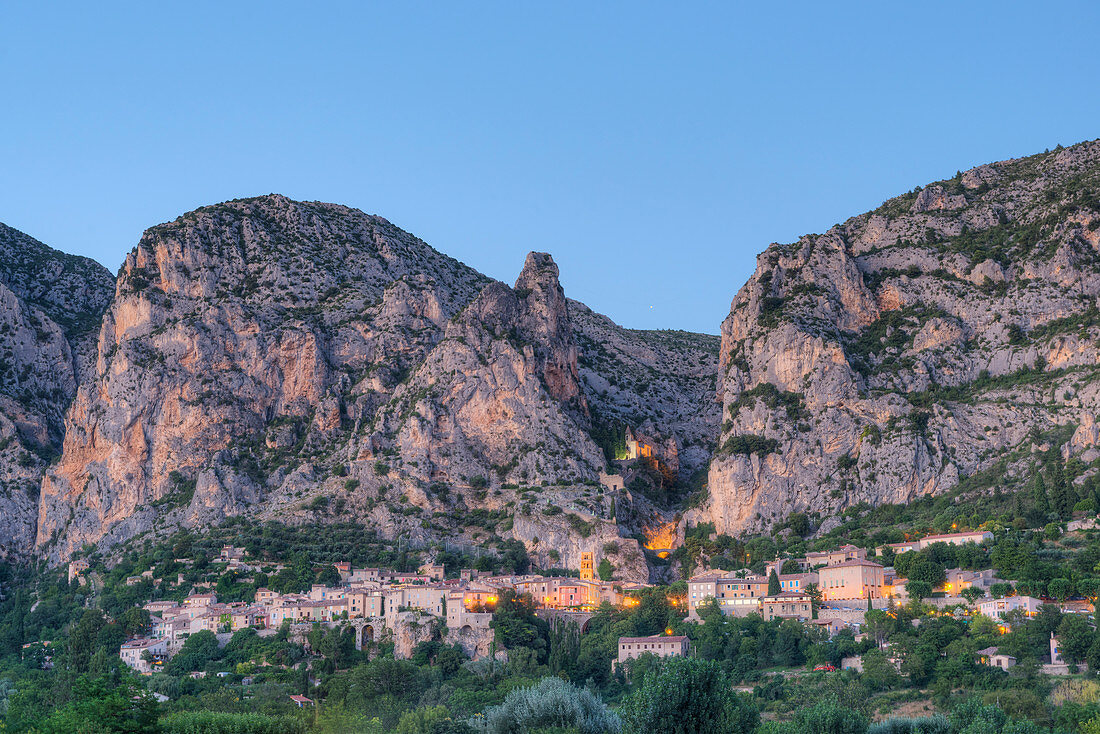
[698,140,1100,535]
[36,195,492,559]
[33,197,700,578]
[29,137,1100,568]
[0,223,113,560]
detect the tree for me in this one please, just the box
[119,607,151,637]
[1086,637,1100,676]
[316,564,342,587]
[474,676,620,734]
[768,569,781,596]
[490,590,549,662]
[1078,578,1100,603]
[1030,471,1049,515]
[960,586,986,605]
[905,580,932,601]
[893,551,920,579]
[166,629,220,674]
[397,705,474,734]
[598,558,614,581]
[804,583,823,620]
[549,620,580,676]
[36,675,159,734]
[621,656,758,734]
[1079,578,1100,623]
[989,582,1013,599]
[1056,614,1093,664]
[1048,578,1074,602]
[787,513,812,537]
[907,559,946,588]
[860,650,901,692]
[67,609,106,675]
[863,610,893,648]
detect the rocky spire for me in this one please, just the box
[513,252,586,411]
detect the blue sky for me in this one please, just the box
[2,3,1098,334]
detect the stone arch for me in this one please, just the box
[460,624,473,635]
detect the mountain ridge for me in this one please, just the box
[3,138,1100,570]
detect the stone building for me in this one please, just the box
[687,572,768,619]
[818,560,885,601]
[119,638,169,674]
[761,591,813,621]
[977,646,1016,670]
[616,635,689,667]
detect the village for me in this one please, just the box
[95,523,1100,683]
[100,546,647,679]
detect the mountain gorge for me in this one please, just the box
[5,139,1100,572]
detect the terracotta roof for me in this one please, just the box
[921,531,990,541]
[618,635,689,644]
[820,559,884,569]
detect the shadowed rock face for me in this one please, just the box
[696,139,1100,536]
[0,223,114,560]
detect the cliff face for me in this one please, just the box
[0,224,114,560]
[698,140,1100,535]
[25,137,1100,567]
[571,304,721,478]
[35,195,492,558]
[32,197,700,577]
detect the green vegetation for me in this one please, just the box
[729,383,807,422]
[6,507,1100,732]
[720,434,780,457]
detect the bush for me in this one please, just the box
[721,434,780,457]
[789,699,869,734]
[867,716,950,734]
[472,676,620,734]
[621,656,757,734]
[160,711,306,734]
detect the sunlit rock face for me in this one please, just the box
[696,140,1100,536]
[36,195,494,561]
[27,139,1100,569]
[32,196,716,578]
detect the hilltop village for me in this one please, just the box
[96,520,1100,683]
[102,546,645,675]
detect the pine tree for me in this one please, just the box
[1051,463,1074,518]
[1031,470,1049,513]
[768,569,781,596]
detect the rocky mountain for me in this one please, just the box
[32,196,714,577]
[696,140,1100,536]
[0,223,114,560]
[13,137,1100,569]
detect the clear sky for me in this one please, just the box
[3,3,1099,334]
